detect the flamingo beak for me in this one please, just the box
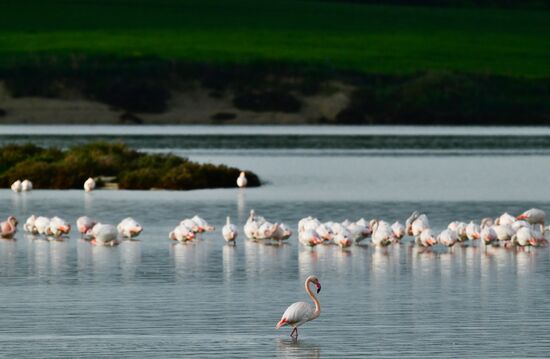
[473,233,480,240]
[315,283,321,294]
[529,239,538,246]
[517,214,527,220]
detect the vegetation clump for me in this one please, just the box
[0,142,261,190]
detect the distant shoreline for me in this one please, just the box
[1,58,549,126]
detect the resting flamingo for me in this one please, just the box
[517,208,545,233]
[84,177,96,192]
[77,216,96,239]
[276,275,321,340]
[21,179,33,192]
[0,216,17,239]
[11,180,22,192]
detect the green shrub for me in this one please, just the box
[0,142,261,190]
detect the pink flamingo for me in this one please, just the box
[276,275,321,340]
[0,216,17,238]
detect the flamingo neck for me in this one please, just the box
[305,279,321,317]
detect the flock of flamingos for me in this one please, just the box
[3,176,549,250]
[4,175,549,339]
[1,201,547,251]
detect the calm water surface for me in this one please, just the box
[0,126,549,358]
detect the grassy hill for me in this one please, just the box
[0,0,549,125]
[1,0,549,76]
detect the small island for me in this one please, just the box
[0,142,260,190]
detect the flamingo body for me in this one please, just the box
[117,217,143,239]
[169,224,195,242]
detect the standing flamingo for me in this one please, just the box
[222,216,238,243]
[237,171,248,188]
[276,275,321,340]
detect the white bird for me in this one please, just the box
[191,215,215,232]
[480,227,498,246]
[411,214,430,237]
[512,227,537,248]
[243,209,265,240]
[346,221,368,243]
[298,217,321,233]
[492,224,515,243]
[24,215,38,234]
[237,171,248,188]
[465,221,480,241]
[90,223,118,245]
[298,229,322,247]
[315,223,334,243]
[417,228,437,247]
[370,220,393,247]
[84,177,96,192]
[328,222,347,237]
[448,221,467,241]
[11,180,22,192]
[356,218,373,237]
[391,221,405,241]
[117,217,143,239]
[333,230,352,248]
[438,229,458,248]
[76,216,96,239]
[180,218,200,233]
[169,224,196,242]
[256,221,279,240]
[276,275,322,340]
[517,208,545,232]
[21,179,33,191]
[271,223,292,242]
[405,211,421,235]
[222,216,238,243]
[48,216,71,237]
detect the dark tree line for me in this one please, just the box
[315,0,550,9]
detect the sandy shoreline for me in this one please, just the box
[0,82,352,125]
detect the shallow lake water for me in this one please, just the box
[1,125,550,358]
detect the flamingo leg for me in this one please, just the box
[290,327,298,339]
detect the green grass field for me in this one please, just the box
[1,0,549,77]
